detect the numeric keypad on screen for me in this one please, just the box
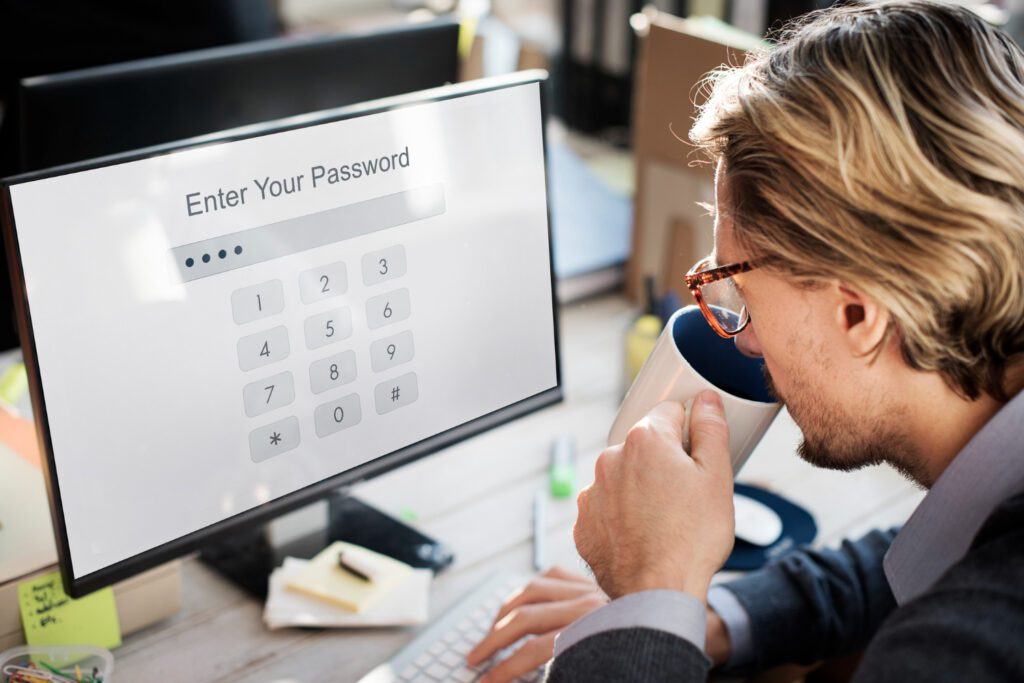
[234,243,419,461]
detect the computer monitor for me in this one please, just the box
[1,72,560,597]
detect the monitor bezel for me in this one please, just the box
[0,71,562,597]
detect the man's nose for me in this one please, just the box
[734,324,763,358]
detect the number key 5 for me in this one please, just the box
[304,307,353,350]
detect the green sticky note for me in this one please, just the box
[18,571,121,649]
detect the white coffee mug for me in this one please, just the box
[608,306,782,474]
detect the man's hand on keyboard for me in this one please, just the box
[465,566,608,683]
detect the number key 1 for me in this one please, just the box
[231,280,284,324]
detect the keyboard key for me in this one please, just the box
[299,261,347,304]
[414,654,432,668]
[399,664,419,681]
[362,245,407,286]
[309,350,357,394]
[366,288,410,329]
[232,280,284,324]
[249,416,300,463]
[452,640,472,656]
[243,371,295,418]
[443,630,460,644]
[304,307,353,349]
[237,325,289,371]
[374,372,418,415]
[439,652,462,668]
[313,393,362,438]
[452,669,476,683]
[428,642,445,657]
[370,330,415,373]
[425,663,449,680]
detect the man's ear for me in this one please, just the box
[835,283,889,357]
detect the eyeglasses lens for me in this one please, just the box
[701,276,749,334]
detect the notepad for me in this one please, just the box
[285,541,413,613]
[265,557,430,629]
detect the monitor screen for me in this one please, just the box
[1,74,560,595]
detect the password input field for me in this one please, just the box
[171,183,445,282]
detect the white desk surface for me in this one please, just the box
[113,294,923,681]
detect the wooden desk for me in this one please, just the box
[113,294,923,681]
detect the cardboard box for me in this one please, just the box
[627,10,763,300]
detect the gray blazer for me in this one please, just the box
[546,491,1024,682]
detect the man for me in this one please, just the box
[467,1,1024,680]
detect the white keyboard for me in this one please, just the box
[358,571,546,683]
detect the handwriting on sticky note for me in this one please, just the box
[18,571,121,649]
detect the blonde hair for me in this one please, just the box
[691,0,1024,401]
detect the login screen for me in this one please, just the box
[7,82,556,579]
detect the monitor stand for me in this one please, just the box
[198,490,455,598]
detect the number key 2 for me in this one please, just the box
[299,262,348,304]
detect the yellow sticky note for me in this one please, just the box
[286,541,412,613]
[18,571,121,649]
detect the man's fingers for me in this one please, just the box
[688,391,731,473]
[633,401,687,445]
[468,596,603,666]
[492,577,597,624]
[478,632,555,683]
[542,565,593,584]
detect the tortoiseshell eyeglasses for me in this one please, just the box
[683,257,757,338]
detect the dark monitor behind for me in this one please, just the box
[16,19,460,173]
